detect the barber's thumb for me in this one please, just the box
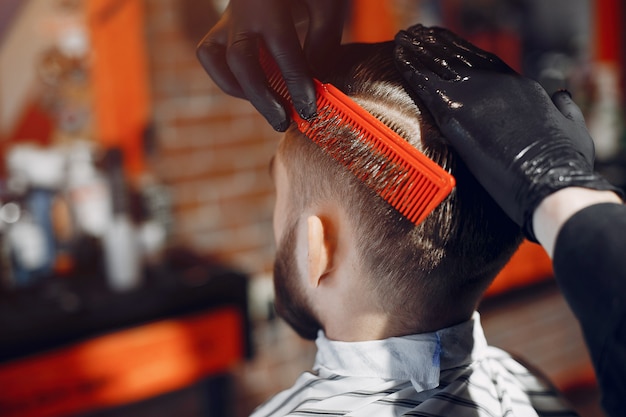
[552,89,587,128]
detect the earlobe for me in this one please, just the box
[307,215,331,288]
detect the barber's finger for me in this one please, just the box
[551,89,595,165]
[552,90,587,129]
[394,42,448,115]
[264,29,317,121]
[196,22,246,99]
[394,38,437,92]
[394,29,460,82]
[259,2,316,120]
[303,0,348,78]
[227,36,290,131]
[395,25,461,73]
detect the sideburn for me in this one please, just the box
[273,221,323,340]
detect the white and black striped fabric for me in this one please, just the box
[250,313,578,417]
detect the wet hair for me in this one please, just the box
[278,41,522,332]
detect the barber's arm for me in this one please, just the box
[533,187,621,257]
[196,0,348,131]
[395,24,626,417]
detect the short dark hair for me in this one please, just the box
[278,41,522,332]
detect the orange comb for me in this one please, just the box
[261,50,455,226]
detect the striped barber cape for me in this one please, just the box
[250,313,578,417]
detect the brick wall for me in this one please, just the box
[143,0,280,276]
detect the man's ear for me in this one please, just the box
[306,215,333,288]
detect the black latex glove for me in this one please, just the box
[196,0,348,132]
[394,24,622,241]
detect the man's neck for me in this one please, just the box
[322,312,401,342]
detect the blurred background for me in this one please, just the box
[0,0,624,416]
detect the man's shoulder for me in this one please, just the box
[250,357,578,417]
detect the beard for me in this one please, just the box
[273,222,322,340]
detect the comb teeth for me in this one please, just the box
[261,49,455,226]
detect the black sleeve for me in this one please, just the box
[553,203,626,417]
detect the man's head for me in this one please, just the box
[271,42,522,341]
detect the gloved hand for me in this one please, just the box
[394,24,622,241]
[196,0,348,132]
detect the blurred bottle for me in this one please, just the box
[134,124,173,266]
[6,204,50,287]
[65,141,112,238]
[0,181,13,288]
[587,63,623,161]
[0,206,13,289]
[136,175,170,266]
[102,148,142,292]
[0,200,19,288]
[5,145,66,286]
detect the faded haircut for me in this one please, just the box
[278,41,522,332]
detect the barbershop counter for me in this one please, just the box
[0,247,251,417]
